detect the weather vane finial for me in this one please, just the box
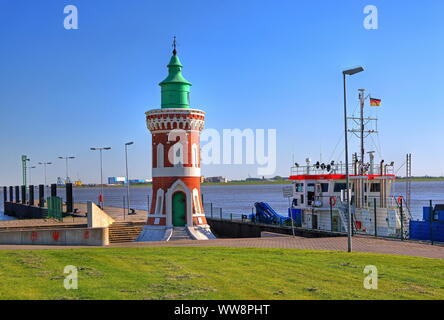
[172,36,177,56]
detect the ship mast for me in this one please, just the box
[359,89,365,174]
[348,89,378,174]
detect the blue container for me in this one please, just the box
[288,208,302,227]
[423,207,433,221]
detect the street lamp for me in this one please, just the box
[343,66,364,253]
[27,166,36,185]
[58,156,76,184]
[90,147,111,208]
[38,161,52,194]
[125,142,134,219]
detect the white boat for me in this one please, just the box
[289,90,411,238]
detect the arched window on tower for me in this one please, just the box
[155,189,164,214]
[172,142,184,166]
[193,188,201,214]
[157,143,164,168]
[192,144,199,167]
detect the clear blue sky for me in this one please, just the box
[0,0,443,185]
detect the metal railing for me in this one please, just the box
[290,163,395,176]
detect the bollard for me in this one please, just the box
[29,185,34,206]
[9,186,13,203]
[51,184,57,197]
[3,187,7,203]
[15,186,20,203]
[39,184,45,207]
[21,185,26,204]
[66,183,73,213]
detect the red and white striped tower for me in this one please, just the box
[139,42,214,241]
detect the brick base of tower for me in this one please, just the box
[137,107,215,242]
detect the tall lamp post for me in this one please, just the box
[38,161,52,194]
[125,142,134,220]
[342,66,364,253]
[27,166,36,185]
[58,156,76,184]
[90,147,111,208]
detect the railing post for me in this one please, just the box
[374,198,377,237]
[230,213,232,221]
[211,203,213,218]
[430,200,434,245]
[123,196,126,221]
[220,207,223,220]
[400,198,404,241]
[330,199,333,232]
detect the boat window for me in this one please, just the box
[307,184,315,192]
[321,183,329,192]
[334,183,347,192]
[370,183,381,192]
[295,183,304,192]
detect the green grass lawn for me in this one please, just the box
[0,247,442,300]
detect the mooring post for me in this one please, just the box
[220,207,223,220]
[9,186,13,203]
[3,187,7,204]
[66,183,73,213]
[29,185,34,206]
[374,197,377,237]
[210,203,213,218]
[51,184,57,197]
[21,185,27,204]
[38,184,45,207]
[15,186,20,203]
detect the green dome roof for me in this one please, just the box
[159,55,192,86]
[159,53,192,109]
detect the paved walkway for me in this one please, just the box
[0,235,442,259]
[0,203,147,229]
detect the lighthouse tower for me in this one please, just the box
[138,41,215,241]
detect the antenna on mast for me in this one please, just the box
[347,89,378,174]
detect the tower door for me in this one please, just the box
[172,192,186,226]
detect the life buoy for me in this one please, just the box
[397,196,403,206]
[329,196,337,207]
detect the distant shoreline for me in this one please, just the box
[68,178,444,188]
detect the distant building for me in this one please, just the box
[205,176,228,183]
[108,177,126,185]
[129,179,151,184]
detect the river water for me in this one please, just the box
[1,181,443,221]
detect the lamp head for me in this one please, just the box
[343,66,364,76]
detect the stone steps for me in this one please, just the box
[108,222,144,243]
[169,227,193,241]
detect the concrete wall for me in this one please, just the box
[207,218,346,239]
[87,201,115,228]
[0,227,109,246]
[4,202,47,219]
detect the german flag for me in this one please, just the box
[370,97,381,107]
